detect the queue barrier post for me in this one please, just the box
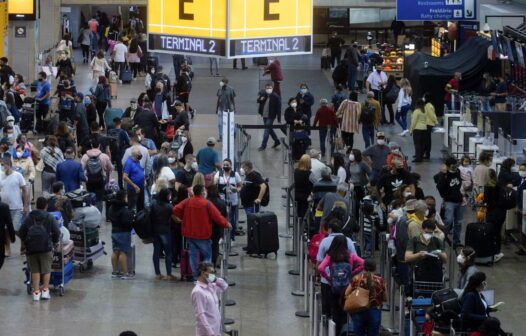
[448,241,456,289]
[220,230,235,328]
[295,262,312,318]
[291,228,306,296]
[398,285,405,336]
[281,186,294,240]
[386,265,400,335]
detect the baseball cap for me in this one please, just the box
[377,132,386,138]
[207,137,217,145]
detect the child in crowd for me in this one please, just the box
[458,155,475,207]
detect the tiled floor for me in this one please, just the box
[0,49,524,335]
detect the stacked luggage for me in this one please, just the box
[66,189,105,272]
[20,97,35,133]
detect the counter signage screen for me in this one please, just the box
[8,0,36,21]
[397,0,477,21]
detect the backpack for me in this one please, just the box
[176,73,192,94]
[360,103,376,125]
[330,261,353,293]
[260,177,270,207]
[308,233,326,263]
[25,215,51,254]
[499,186,517,210]
[133,206,152,239]
[86,154,104,183]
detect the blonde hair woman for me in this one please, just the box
[396,78,413,136]
[294,154,313,219]
[188,172,206,197]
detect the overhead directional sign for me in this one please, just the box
[397,0,477,21]
[147,0,312,58]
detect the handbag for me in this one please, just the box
[334,128,344,151]
[385,85,400,103]
[36,159,44,172]
[343,274,371,313]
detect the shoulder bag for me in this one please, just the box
[343,274,371,313]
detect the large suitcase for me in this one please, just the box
[104,107,124,129]
[120,68,133,84]
[465,222,496,264]
[180,237,199,281]
[321,55,331,69]
[20,111,34,133]
[246,211,279,256]
[72,206,102,229]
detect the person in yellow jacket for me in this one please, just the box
[410,99,427,162]
[423,92,438,160]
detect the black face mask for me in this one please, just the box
[136,154,143,161]
[427,207,436,217]
[396,168,405,174]
[223,166,231,171]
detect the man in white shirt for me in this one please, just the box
[0,157,29,256]
[366,65,388,101]
[112,38,128,79]
[309,149,328,183]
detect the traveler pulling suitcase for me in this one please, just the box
[246,210,279,257]
[465,222,496,264]
[120,67,133,84]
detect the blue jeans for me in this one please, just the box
[244,204,260,217]
[153,233,173,276]
[362,124,375,148]
[444,201,465,246]
[187,238,212,279]
[319,126,336,157]
[396,104,410,131]
[261,117,279,148]
[229,204,238,240]
[347,65,358,91]
[351,307,382,336]
[89,32,98,55]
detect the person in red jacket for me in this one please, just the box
[263,57,284,97]
[313,98,338,157]
[172,184,231,280]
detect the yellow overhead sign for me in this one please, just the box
[8,0,36,20]
[147,0,312,58]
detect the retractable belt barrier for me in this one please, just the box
[220,228,235,328]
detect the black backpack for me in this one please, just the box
[25,216,51,254]
[360,103,376,125]
[86,154,104,183]
[133,206,152,240]
[261,177,270,207]
[498,186,517,210]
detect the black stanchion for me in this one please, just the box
[291,231,306,297]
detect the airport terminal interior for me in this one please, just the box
[1,0,526,336]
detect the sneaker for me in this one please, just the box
[120,273,135,280]
[40,289,50,300]
[164,275,178,281]
[111,272,122,279]
[258,146,266,151]
[494,253,504,263]
[272,141,280,149]
[33,291,40,301]
[399,130,409,136]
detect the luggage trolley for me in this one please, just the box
[409,270,446,336]
[70,222,105,272]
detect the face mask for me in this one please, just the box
[181,136,188,143]
[349,154,355,162]
[207,273,216,283]
[219,81,225,87]
[290,102,297,108]
[7,133,14,139]
[300,88,307,94]
[191,162,198,170]
[512,166,519,173]
[456,254,466,265]
[519,171,526,178]
[136,154,143,161]
[387,217,394,225]
[16,151,23,158]
[223,166,231,171]
[239,168,246,176]
[131,103,137,109]
[425,209,430,217]
[265,89,273,94]
[403,191,412,198]
[137,136,142,142]
[7,121,14,127]
[423,233,433,241]
[168,157,176,164]
[150,69,155,74]
[38,78,43,82]
[395,208,404,219]
[377,139,385,145]
[396,168,405,174]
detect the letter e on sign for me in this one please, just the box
[179,0,194,20]
[264,0,279,21]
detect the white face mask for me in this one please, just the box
[423,233,433,241]
[207,273,216,283]
[290,102,297,108]
[377,139,385,145]
[395,208,404,219]
[348,154,355,162]
[150,69,155,74]
[512,166,519,173]
[16,151,23,158]
[131,103,137,110]
[300,88,308,94]
[239,168,246,176]
[181,136,188,143]
[403,191,412,198]
[456,254,466,265]
[168,157,176,164]
[387,217,394,225]
[137,136,142,142]
[7,121,14,127]
[425,209,430,217]
[219,81,225,87]
[520,171,526,178]
[191,162,198,170]
[265,89,273,94]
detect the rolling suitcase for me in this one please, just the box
[465,222,496,264]
[246,211,279,257]
[120,67,133,84]
[321,56,331,69]
[104,107,124,129]
[20,111,34,133]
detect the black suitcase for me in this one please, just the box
[20,111,33,133]
[321,56,331,69]
[465,222,496,264]
[246,211,279,257]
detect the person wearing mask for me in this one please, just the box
[473,151,493,192]
[35,72,51,134]
[347,149,371,219]
[492,75,508,112]
[327,31,345,68]
[331,153,347,184]
[4,92,20,125]
[345,42,360,90]
[405,219,448,267]
[434,157,464,248]
[216,77,236,142]
[381,75,398,125]
[483,169,511,262]
[366,65,388,102]
[497,158,520,187]
[81,139,113,212]
[173,185,232,280]
[112,38,128,78]
[214,159,241,242]
[191,262,228,336]
[360,91,381,148]
[396,78,413,136]
[56,79,76,123]
[332,59,349,89]
[135,127,158,157]
[424,195,448,238]
[263,57,284,96]
[108,118,130,189]
[133,101,161,143]
[177,131,194,162]
[348,259,387,336]
[121,135,150,174]
[239,161,267,216]
[72,94,90,145]
[108,190,134,280]
[423,92,437,160]
[171,100,190,133]
[444,71,461,111]
[91,76,111,130]
[40,136,65,194]
[377,157,415,210]
[405,201,436,241]
[409,99,427,162]
[362,132,390,185]
[461,272,495,331]
[55,53,74,79]
[309,149,328,183]
[151,188,176,281]
[0,198,14,269]
[123,147,146,211]
[151,156,176,193]
[122,98,140,130]
[257,83,282,151]
[175,154,198,190]
[283,98,305,129]
[196,137,221,187]
[89,50,111,80]
[152,81,172,120]
[313,98,338,157]
[295,83,315,130]
[207,184,228,266]
[47,181,74,226]
[336,91,361,151]
[55,121,76,154]
[127,38,142,79]
[18,197,60,301]
[457,246,478,291]
[12,144,35,184]
[294,154,313,221]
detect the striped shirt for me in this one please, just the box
[41,146,64,172]
[337,100,361,134]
